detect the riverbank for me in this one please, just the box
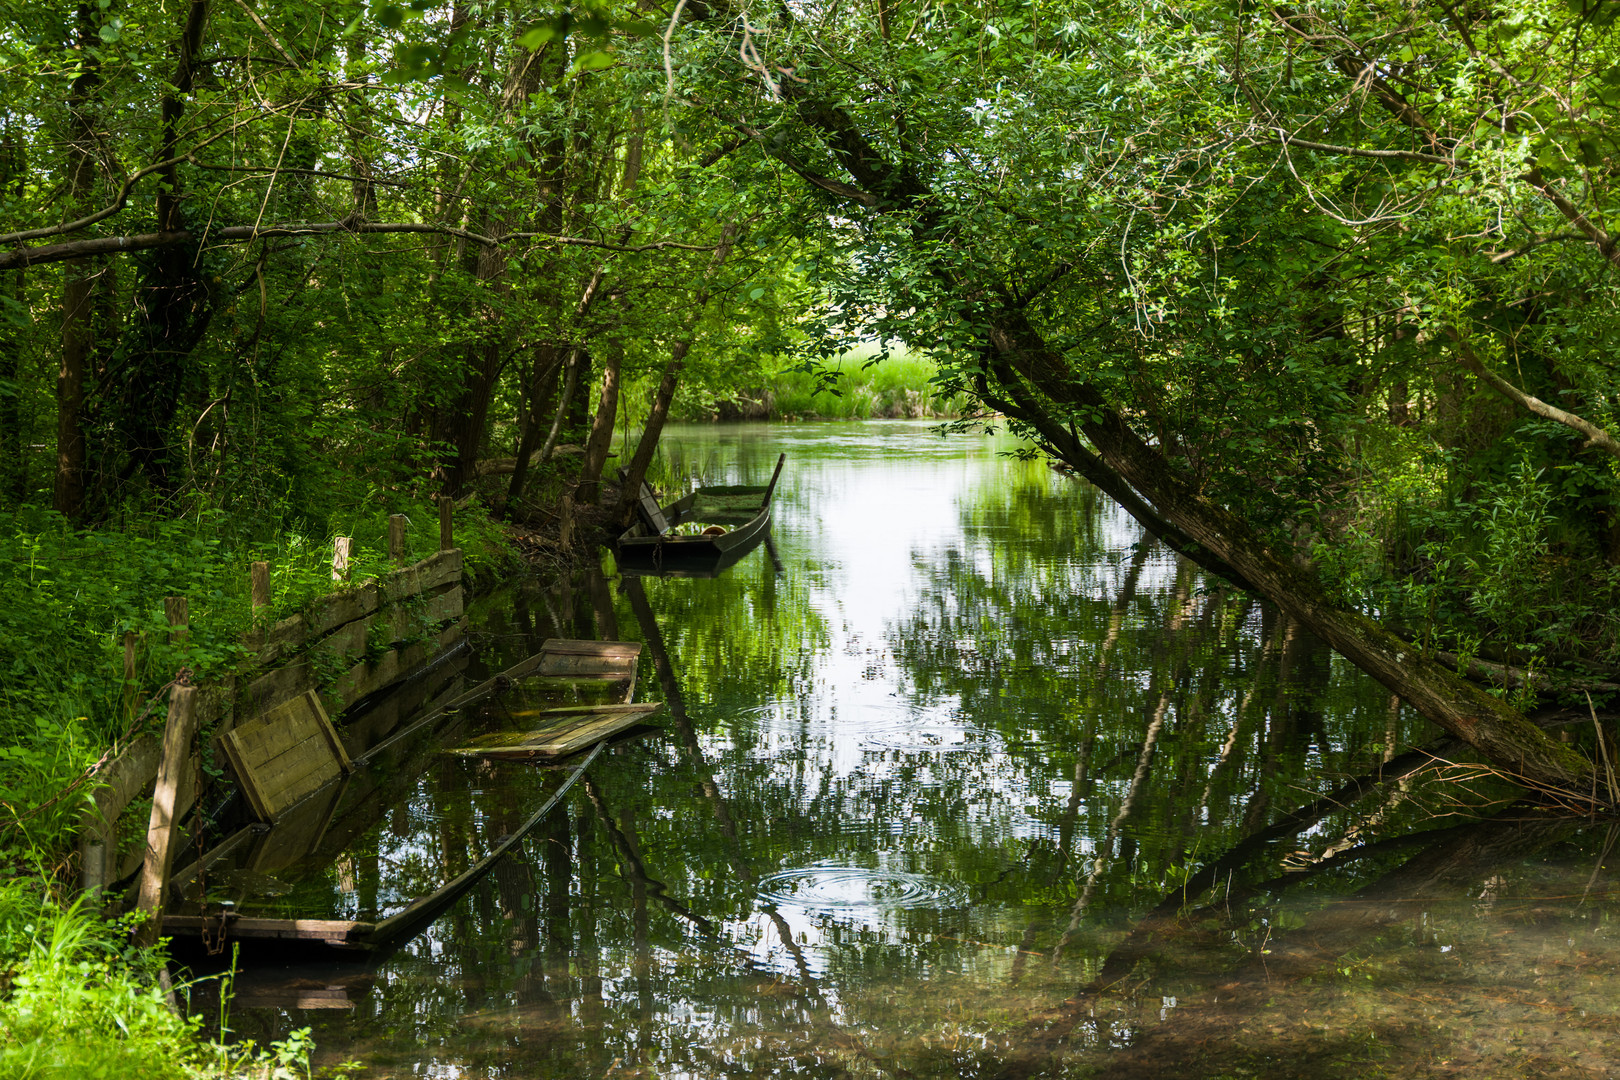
[0,498,524,1077]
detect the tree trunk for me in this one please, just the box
[116,0,214,496]
[575,340,623,504]
[985,309,1593,794]
[507,344,568,505]
[0,265,23,503]
[54,2,100,519]
[538,347,584,467]
[618,340,691,523]
[617,222,739,523]
[0,120,26,503]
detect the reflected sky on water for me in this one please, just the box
[204,420,1620,1080]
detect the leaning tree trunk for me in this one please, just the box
[616,222,739,522]
[617,339,692,520]
[506,344,568,505]
[984,309,1594,795]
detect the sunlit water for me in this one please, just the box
[203,420,1620,1079]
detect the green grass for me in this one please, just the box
[0,878,326,1078]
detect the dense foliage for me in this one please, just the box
[6,0,1620,1066]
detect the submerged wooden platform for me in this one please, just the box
[446,702,663,761]
[159,638,654,953]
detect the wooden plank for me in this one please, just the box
[221,690,348,822]
[381,549,462,604]
[161,915,367,944]
[78,733,161,893]
[329,621,464,713]
[388,514,408,565]
[233,987,359,1010]
[339,643,469,760]
[529,711,658,757]
[540,638,642,658]
[306,582,380,638]
[638,489,669,535]
[529,702,661,717]
[537,653,636,676]
[238,659,315,721]
[446,707,660,760]
[134,686,197,946]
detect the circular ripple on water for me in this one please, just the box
[757,861,969,912]
[860,725,999,751]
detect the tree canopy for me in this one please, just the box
[4,0,1620,794]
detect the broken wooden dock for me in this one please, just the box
[156,638,659,952]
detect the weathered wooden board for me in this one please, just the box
[134,687,198,946]
[536,652,638,677]
[233,986,361,1010]
[247,774,348,873]
[222,690,353,823]
[330,621,465,712]
[541,638,642,658]
[446,704,662,760]
[238,660,317,725]
[525,702,662,718]
[161,915,368,945]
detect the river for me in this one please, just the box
[214,419,1620,1078]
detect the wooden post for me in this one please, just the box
[164,596,188,645]
[388,514,408,565]
[121,630,140,719]
[439,496,454,551]
[250,560,270,611]
[133,685,197,947]
[333,536,352,581]
[559,496,574,549]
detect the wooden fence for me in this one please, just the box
[80,502,468,895]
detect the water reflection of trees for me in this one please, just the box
[217,550,1619,1080]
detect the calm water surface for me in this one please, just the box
[212,420,1620,1079]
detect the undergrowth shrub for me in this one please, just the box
[0,878,323,1079]
[0,498,514,862]
[1317,440,1620,677]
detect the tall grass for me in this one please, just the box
[0,878,321,1078]
[674,345,971,421]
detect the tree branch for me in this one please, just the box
[1521,167,1620,269]
[1448,328,1620,461]
[0,220,723,270]
[736,124,879,206]
[1265,130,1456,165]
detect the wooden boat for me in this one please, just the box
[157,640,655,953]
[615,453,784,577]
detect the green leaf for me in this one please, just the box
[518,25,556,50]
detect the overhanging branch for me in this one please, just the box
[0,219,722,270]
[1448,330,1620,460]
